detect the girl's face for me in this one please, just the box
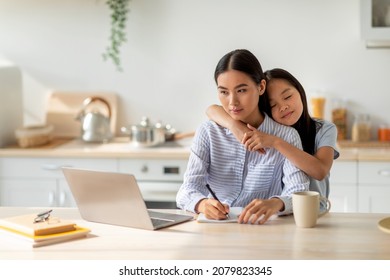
[217,70,265,127]
[267,78,303,126]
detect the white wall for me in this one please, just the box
[1,0,390,138]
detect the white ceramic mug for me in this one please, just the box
[292,191,331,228]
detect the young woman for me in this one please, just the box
[206,68,339,210]
[176,50,309,224]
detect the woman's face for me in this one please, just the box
[217,70,265,127]
[267,78,303,126]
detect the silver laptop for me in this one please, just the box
[62,167,193,230]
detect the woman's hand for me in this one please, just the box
[196,198,230,220]
[238,198,284,224]
[242,124,277,152]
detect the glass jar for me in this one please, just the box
[351,114,371,142]
[378,124,390,142]
[331,98,347,140]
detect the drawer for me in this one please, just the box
[0,157,118,178]
[118,159,188,181]
[0,179,57,206]
[358,162,390,185]
[329,161,358,185]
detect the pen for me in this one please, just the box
[205,184,230,219]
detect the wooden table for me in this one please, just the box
[0,207,389,260]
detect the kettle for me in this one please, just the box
[76,96,113,142]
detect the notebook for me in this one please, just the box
[197,207,243,223]
[62,167,193,230]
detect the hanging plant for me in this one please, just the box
[102,0,130,71]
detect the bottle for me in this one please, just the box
[352,114,371,142]
[310,90,326,119]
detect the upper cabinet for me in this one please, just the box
[361,0,390,47]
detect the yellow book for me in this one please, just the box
[0,224,91,248]
[0,213,76,236]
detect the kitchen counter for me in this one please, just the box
[0,137,192,159]
[2,137,390,161]
[0,207,389,260]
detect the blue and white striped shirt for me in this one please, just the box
[176,114,309,215]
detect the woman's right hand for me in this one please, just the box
[196,198,230,220]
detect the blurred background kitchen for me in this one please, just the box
[1,0,390,213]
[1,0,390,138]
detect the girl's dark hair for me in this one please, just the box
[214,49,267,111]
[263,68,317,155]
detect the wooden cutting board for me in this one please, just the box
[46,91,118,138]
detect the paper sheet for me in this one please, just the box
[197,207,243,223]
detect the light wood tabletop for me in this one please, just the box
[0,207,389,260]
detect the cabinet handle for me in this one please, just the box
[59,191,66,206]
[48,191,55,206]
[41,164,73,171]
[378,170,390,177]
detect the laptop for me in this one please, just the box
[62,167,193,230]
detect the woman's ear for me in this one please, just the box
[258,79,266,96]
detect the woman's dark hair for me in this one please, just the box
[263,68,317,155]
[214,49,267,111]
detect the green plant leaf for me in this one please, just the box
[103,0,130,72]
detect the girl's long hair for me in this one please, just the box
[263,68,317,155]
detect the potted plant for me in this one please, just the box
[102,0,130,71]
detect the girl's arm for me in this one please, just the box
[243,124,334,180]
[206,105,248,142]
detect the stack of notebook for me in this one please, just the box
[0,211,90,247]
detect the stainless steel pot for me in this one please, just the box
[121,117,166,147]
[76,96,113,143]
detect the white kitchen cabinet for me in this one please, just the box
[0,157,117,207]
[118,158,188,205]
[0,179,56,207]
[329,161,359,212]
[358,161,390,213]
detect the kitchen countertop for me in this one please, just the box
[0,137,192,159]
[1,207,389,260]
[1,137,390,161]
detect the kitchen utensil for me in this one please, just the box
[121,117,166,147]
[76,96,113,142]
[46,91,118,138]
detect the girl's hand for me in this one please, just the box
[238,198,284,224]
[242,124,276,153]
[196,198,230,220]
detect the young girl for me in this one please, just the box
[206,68,339,210]
[176,51,309,224]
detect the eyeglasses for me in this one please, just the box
[33,209,53,223]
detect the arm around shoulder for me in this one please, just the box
[206,104,248,142]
